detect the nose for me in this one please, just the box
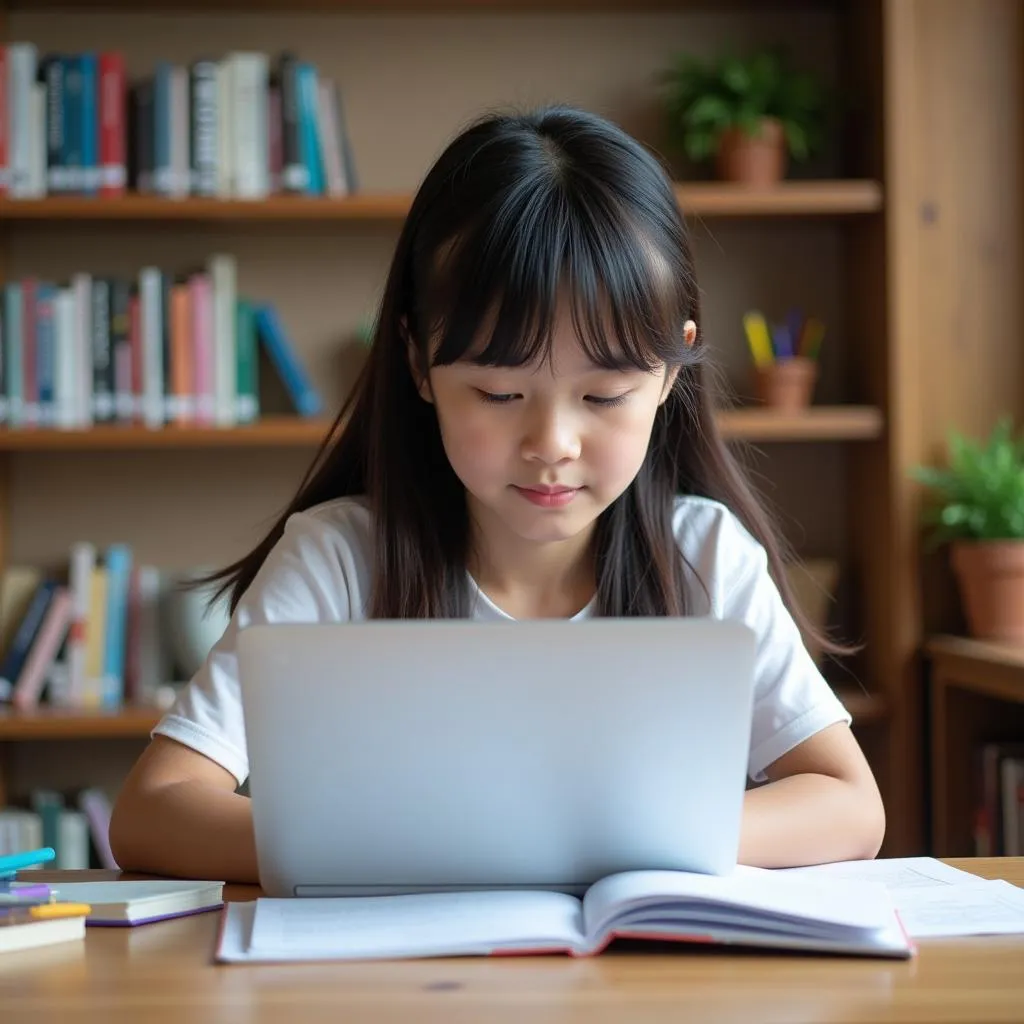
[521,402,582,465]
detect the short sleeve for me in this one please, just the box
[151,507,361,786]
[674,498,852,783]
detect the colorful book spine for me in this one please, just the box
[101,544,132,709]
[255,302,323,417]
[98,51,126,196]
[79,52,98,194]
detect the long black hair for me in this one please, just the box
[205,105,840,653]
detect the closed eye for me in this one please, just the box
[585,394,629,407]
[476,390,520,404]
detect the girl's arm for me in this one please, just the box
[738,722,886,868]
[109,736,259,884]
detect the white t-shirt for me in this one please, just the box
[153,495,851,787]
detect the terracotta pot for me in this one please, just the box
[950,540,1024,642]
[715,117,787,186]
[754,357,818,412]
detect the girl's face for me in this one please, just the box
[420,307,684,549]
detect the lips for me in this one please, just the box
[513,485,581,508]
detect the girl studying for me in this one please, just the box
[109,106,885,884]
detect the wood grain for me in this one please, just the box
[1,861,1021,1024]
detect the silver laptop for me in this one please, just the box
[237,618,756,898]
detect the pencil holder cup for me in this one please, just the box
[755,357,818,412]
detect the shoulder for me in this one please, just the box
[671,495,766,615]
[240,495,374,623]
[289,495,374,556]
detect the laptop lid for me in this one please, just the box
[238,617,756,897]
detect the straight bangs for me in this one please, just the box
[421,180,696,375]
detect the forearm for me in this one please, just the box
[738,773,885,868]
[110,780,259,884]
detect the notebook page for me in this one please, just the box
[248,890,584,960]
[777,857,988,890]
[582,867,897,941]
[889,879,1024,938]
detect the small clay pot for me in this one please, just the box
[755,357,818,412]
[716,117,787,186]
[951,540,1024,643]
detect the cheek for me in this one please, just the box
[437,406,510,478]
[592,402,660,478]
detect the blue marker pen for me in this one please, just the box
[0,847,56,878]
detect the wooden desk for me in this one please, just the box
[1,859,1022,1024]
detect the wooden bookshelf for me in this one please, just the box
[6,0,838,13]
[0,417,335,450]
[715,406,883,442]
[0,407,883,450]
[0,181,883,223]
[926,635,1024,856]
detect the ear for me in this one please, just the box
[402,317,434,404]
[658,320,696,405]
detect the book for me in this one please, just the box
[48,880,224,926]
[0,914,86,954]
[215,866,913,963]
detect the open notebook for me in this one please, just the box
[216,866,913,962]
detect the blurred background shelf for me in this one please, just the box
[3,1,849,14]
[0,407,883,450]
[0,706,163,741]
[0,688,886,742]
[0,182,883,223]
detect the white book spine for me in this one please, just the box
[232,53,269,199]
[216,59,234,197]
[67,540,96,707]
[54,287,78,429]
[139,267,165,428]
[7,43,38,198]
[209,254,237,426]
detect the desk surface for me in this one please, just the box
[2,859,1022,1024]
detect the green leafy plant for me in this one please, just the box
[913,418,1024,547]
[659,47,826,163]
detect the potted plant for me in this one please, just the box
[913,418,1024,643]
[659,47,825,186]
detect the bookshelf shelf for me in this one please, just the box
[0,417,334,450]
[926,635,1024,856]
[0,182,883,224]
[0,689,886,742]
[0,407,882,450]
[0,706,162,741]
[715,406,884,442]
[7,1,834,12]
